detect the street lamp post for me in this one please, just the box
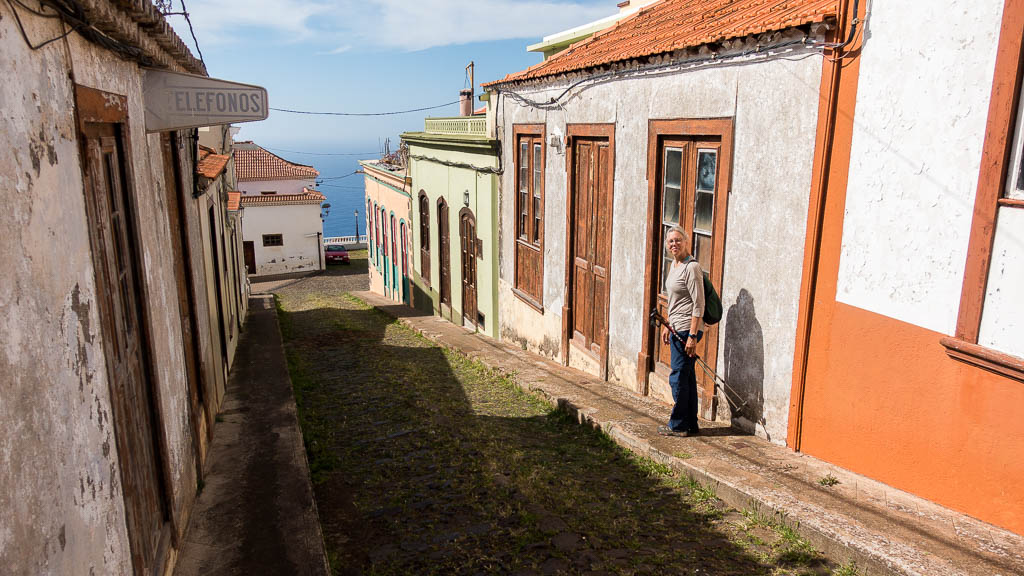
[354,210,359,240]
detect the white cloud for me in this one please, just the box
[172,0,611,52]
[171,0,332,45]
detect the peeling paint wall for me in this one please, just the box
[242,203,325,276]
[1,8,201,573]
[835,0,1004,335]
[494,36,823,443]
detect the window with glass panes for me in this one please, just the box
[513,126,545,306]
[658,144,719,297]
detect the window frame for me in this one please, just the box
[512,124,546,311]
[418,190,431,285]
[943,0,1024,382]
[262,233,283,247]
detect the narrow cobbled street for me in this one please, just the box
[270,252,839,576]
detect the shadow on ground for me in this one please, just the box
[274,280,834,576]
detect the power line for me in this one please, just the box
[270,100,459,117]
[177,0,204,66]
[318,171,362,181]
[265,147,378,157]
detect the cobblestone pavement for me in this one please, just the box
[272,252,842,576]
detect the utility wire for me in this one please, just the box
[177,0,204,66]
[265,147,378,157]
[270,100,459,117]
[318,171,362,181]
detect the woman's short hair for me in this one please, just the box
[665,224,686,239]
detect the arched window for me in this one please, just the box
[381,207,388,261]
[366,199,372,244]
[418,191,430,284]
[400,221,408,277]
[391,214,397,273]
[374,203,380,267]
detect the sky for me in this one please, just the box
[166,0,612,150]
[166,0,613,236]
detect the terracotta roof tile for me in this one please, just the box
[232,144,319,182]
[485,0,838,86]
[196,152,230,179]
[239,188,325,207]
[227,191,241,211]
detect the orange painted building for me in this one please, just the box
[789,0,1024,535]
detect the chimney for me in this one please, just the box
[459,89,473,116]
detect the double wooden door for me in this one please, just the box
[460,209,478,327]
[82,122,167,575]
[568,134,614,369]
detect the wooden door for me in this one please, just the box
[569,135,613,364]
[81,123,166,575]
[209,206,228,365]
[650,138,726,413]
[438,199,451,306]
[401,221,411,304]
[460,209,478,326]
[243,241,256,275]
[160,132,206,468]
[418,194,430,285]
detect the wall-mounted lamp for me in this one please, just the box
[463,190,470,206]
[321,202,332,221]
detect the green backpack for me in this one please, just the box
[702,274,723,326]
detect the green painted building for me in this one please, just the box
[403,114,500,338]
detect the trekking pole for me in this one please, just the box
[648,310,750,412]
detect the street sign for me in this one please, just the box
[143,69,268,133]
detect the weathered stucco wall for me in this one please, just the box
[494,37,823,442]
[978,207,1024,358]
[406,141,500,338]
[1,10,198,573]
[835,0,1004,335]
[242,203,324,276]
[238,177,315,196]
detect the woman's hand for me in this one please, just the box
[661,326,670,344]
[685,336,698,357]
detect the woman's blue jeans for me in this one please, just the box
[668,331,702,432]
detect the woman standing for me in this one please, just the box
[658,225,704,437]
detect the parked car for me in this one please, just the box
[325,244,350,264]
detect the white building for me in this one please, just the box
[233,142,326,277]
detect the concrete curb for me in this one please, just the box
[353,292,1024,576]
[267,296,334,576]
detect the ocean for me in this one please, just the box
[265,146,376,239]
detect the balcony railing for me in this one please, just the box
[424,116,487,136]
[324,235,367,245]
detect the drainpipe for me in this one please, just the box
[789,0,861,452]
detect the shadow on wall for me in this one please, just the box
[410,281,435,315]
[722,288,767,440]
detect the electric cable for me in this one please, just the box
[270,100,459,116]
[177,0,204,66]
[264,147,378,157]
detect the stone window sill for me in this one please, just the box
[512,287,544,314]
